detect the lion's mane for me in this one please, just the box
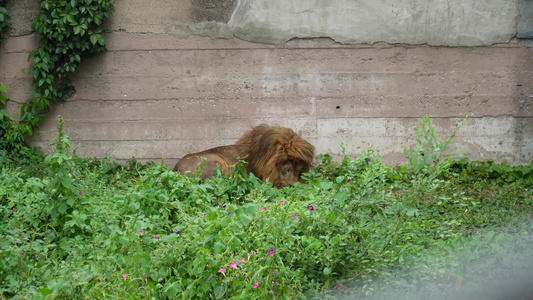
[236,124,315,187]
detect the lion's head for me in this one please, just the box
[236,124,315,187]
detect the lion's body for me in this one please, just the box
[173,125,314,187]
[236,124,315,187]
[173,145,239,180]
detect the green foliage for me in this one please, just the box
[449,159,533,187]
[0,84,16,154]
[0,0,116,153]
[1,116,532,299]
[0,2,15,152]
[0,0,11,43]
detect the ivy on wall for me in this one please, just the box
[0,0,11,43]
[0,0,116,153]
[0,0,13,153]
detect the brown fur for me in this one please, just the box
[236,124,315,188]
[173,145,239,180]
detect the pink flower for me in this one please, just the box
[247,253,252,260]
[150,254,154,257]
[218,268,226,276]
[279,200,285,205]
[79,190,83,194]
[227,211,231,215]
[122,273,128,279]
[348,179,353,183]
[229,261,238,268]
[139,229,144,234]
[253,281,259,289]
[12,209,16,212]
[172,228,176,232]
[262,206,267,211]
[271,270,275,274]
[270,290,274,295]
[157,178,162,182]
[292,216,297,220]
[240,257,245,263]
[268,248,275,255]
[154,235,158,239]
[144,276,147,281]
[306,205,314,210]
[200,213,204,216]
[101,290,105,296]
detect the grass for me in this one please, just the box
[0,116,531,299]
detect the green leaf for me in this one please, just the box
[89,34,98,45]
[214,241,225,254]
[38,287,51,297]
[61,177,72,188]
[320,181,333,190]
[329,235,341,246]
[323,267,332,275]
[89,33,105,46]
[163,281,181,298]
[66,195,76,207]
[97,33,105,46]
[214,285,227,299]
[229,236,242,250]
[238,213,253,226]
[334,192,348,203]
[128,201,140,211]
[58,202,69,214]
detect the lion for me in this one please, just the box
[236,124,315,188]
[173,145,240,180]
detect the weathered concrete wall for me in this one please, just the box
[103,0,522,46]
[518,0,533,38]
[227,0,518,45]
[1,0,532,166]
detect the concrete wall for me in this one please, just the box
[1,0,532,166]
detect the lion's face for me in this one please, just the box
[236,124,315,188]
[276,159,308,187]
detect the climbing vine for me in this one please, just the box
[0,0,116,152]
[0,0,11,43]
[0,0,12,153]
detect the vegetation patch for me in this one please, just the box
[0,0,116,153]
[1,116,531,299]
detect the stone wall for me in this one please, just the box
[1,0,532,166]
